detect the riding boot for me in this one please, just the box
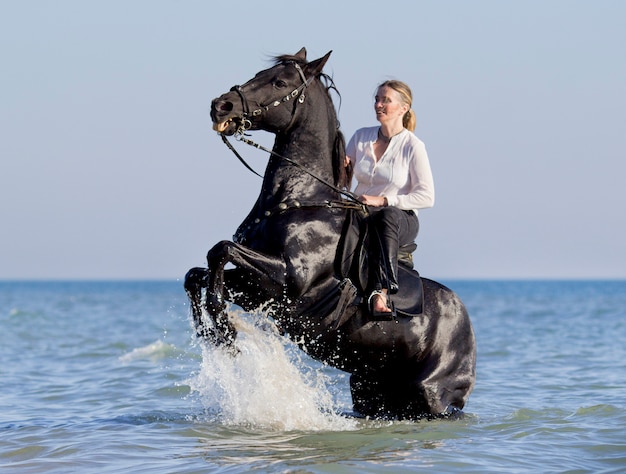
[381,237,400,294]
[368,233,399,295]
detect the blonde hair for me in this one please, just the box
[377,80,417,132]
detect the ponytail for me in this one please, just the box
[404,109,417,132]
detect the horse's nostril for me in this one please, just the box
[212,98,233,114]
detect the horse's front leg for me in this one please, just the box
[184,266,226,343]
[205,240,287,347]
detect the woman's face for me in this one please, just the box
[374,86,408,124]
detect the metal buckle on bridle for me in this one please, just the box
[234,118,252,138]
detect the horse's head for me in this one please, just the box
[211,48,332,136]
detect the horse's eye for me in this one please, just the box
[274,80,287,89]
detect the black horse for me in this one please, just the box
[185,48,476,419]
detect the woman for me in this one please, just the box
[345,80,434,316]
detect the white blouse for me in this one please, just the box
[346,126,435,213]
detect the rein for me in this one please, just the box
[223,131,362,207]
[220,133,263,178]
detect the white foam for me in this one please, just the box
[119,340,177,363]
[188,306,357,432]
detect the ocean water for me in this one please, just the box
[1,279,625,473]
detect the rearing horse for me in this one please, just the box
[185,48,476,419]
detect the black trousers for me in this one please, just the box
[368,207,419,294]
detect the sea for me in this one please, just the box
[1,279,625,473]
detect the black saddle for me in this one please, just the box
[336,209,424,318]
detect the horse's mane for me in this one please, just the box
[272,54,352,190]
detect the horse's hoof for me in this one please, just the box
[223,344,240,357]
[197,329,240,356]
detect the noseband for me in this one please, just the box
[229,61,313,134]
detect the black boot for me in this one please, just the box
[381,237,399,294]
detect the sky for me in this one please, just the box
[1,1,625,280]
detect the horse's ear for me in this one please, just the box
[295,47,307,60]
[305,50,332,77]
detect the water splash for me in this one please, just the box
[187,306,357,432]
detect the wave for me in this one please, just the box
[119,340,180,363]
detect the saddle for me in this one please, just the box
[335,209,424,319]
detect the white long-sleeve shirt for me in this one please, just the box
[346,126,435,213]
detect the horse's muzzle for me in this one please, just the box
[211,94,242,135]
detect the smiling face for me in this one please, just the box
[374,86,409,127]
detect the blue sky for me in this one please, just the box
[1,1,624,280]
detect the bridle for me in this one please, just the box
[229,61,313,136]
[218,62,364,209]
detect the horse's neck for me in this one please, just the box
[263,127,337,203]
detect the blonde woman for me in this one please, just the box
[346,80,435,316]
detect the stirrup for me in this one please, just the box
[367,290,396,320]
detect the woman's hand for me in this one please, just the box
[359,195,388,207]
